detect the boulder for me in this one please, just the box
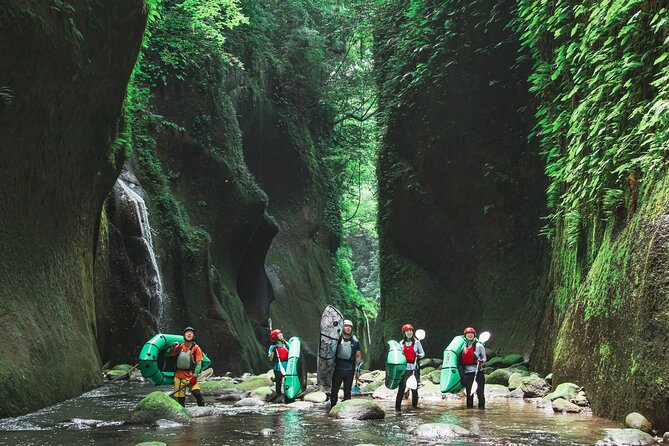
[359,370,385,382]
[552,398,582,413]
[419,381,443,399]
[249,386,275,402]
[187,406,224,418]
[234,398,266,407]
[112,364,134,371]
[663,432,669,443]
[485,368,513,386]
[303,391,328,403]
[545,382,581,402]
[484,353,524,370]
[421,366,436,376]
[261,428,275,437]
[420,358,442,368]
[238,376,273,391]
[545,373,553,385]
[412,423,475,439]
[286,401,315,411]
[328,399,385,420]
[154,419,182,429]
[126,391,190,424]
[372,385,395,399]
[625,412,653,434]
[361,381,383,393]
[596,429,655,445]
[485,384,510,398]
[508,372,527,391]
[571,391,590,407]
[428,370,441,384]
[505,388,525,399]
[199,380,240,396]
[519,376,550,398]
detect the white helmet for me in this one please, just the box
[343,319,353,327]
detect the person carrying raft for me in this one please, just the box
[330,319,362,407]
[395,323,425,412]
[267,329,289,396]
[460,326,486,409]
[166,326,205,407]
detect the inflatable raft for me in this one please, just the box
[138,333,211,385]
[440,335,467,393]
[385,340,407,389]
[317,305,344,390]
[284,336,307,402]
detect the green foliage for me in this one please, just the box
[332,245,378,319]
[516,0,669,244]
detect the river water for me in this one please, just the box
[0,382,620,445]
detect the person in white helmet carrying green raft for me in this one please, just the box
[330,319,362,407]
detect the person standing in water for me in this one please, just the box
[461,327,486,408]
[268,329,289,396]
[330,319,362,407]
[167,326,205,407]
[395,324,425,412]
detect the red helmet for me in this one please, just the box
[270,329,282,341]
[464,327,476,335]
[402,324,414,332]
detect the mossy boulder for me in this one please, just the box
[519,376,550,398]
[112,364,134,371]
[199,380,240,396]
[421,366,436,376]
[546,382,581,402]
[508,372,529,390]
[428,370,441,384]
[485,354,524,370]
[249,386,275,402]
[485,368,513,386]
[328,399,385,420]
[420,358,442,368]
[126,392,190,424]
[361,381,383,393]
[237,376,273,391]
[625,412,653,434]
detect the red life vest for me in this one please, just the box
[461,344,476,365]
[275,343,289,361]
[402,341,416,363]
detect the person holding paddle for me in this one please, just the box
[330,319,362,407]
[268,329,289,396]
[166,326,205,407]
[395,324,425,412]
[461,327,486,409]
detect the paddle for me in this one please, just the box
[470,331,491,395]
[353,361,364,394]
[168,367,214,397]
[269,318,287,376]
[406,329,426,391]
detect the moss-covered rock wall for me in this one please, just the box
[0,1,146,417]
[372,0,548,362]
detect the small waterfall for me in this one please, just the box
[117,179,167,330]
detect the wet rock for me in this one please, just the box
[552,398,582,413]
[508,372,528,390]
[303,391,328,403]
[154,419,182,429]
[428,370,441,384]
[419,382,443,399]
[546,383,581,402]
[596,428,655,445]
[485,384,510,397]
[136,442,168,446]
[484,354,524,370]
[420,358,442,368]
[328,399,385,420]
[519,376,550,398]
[249,386,275,402]
[359,370,385,382]
[663,432,669,443]
[361,381,383,393]
[261,428,275,437]
[486,368,513,386]
[625,412,652,433]
[545,373,553,385]
[238,376,273,391]
[421,366,436,376]
[286,401,314,411]
[215,392,243,402]
[372,385,395,399]
[411,423,475,439]
[62,418,103,430]
[126,392,190,425]
[199,380,241,396]
[234,398,266,407]
[187,406,224,418]
[505,388,525,399]
[570,391,590,407]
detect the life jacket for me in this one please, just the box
[274,343,289,362]
[461,343,476,365]
[176,343,200,371]
[336,335,359,361]
[402,340,416,363]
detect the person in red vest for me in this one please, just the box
[395,324,425,412]
[461,326,487,408]
[166,326,205,407]
[268,329,289,395]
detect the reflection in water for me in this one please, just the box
[282,410,307,446]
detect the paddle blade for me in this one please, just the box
[415,329,426,340]
[470,380,478,395]
[479,331,491,343]
[406,374,418,390]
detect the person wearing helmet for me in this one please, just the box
[330,319,362,407]
[268,329,289,396]
[166,326,205,407]
[460,327,486,408]
[395,324,425,411]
